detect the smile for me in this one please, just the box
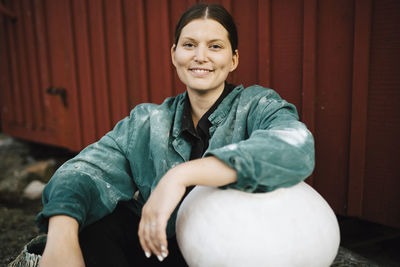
[189,68,214,73]
[189,68,214,77]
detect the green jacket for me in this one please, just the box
[36,85,315,237]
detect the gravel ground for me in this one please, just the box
[0,199,42,266]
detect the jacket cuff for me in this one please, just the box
[35,201,86,233]
[205,144,257,192]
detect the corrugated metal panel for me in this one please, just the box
[0,0,399,227]
[362,0,400,227]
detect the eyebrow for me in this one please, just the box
[180,37,226,43]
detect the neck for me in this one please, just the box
[187,85,224,128]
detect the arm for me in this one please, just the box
[36,108,142,233]
[207,94,315,192]
[39,216,84,267]
[36,107,147,265]
[138,156,236,261]
[138,90,315,260]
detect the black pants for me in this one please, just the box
[79,204,188,267]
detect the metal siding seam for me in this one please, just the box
[0,10,13,123]
[105,0,128,125]
[62,0,83,150]
[314,0,355,214]
[21,0,36,131]
[8,0,23,125]
[84,0,99,141]
[88,0,112,138]
[25,0,43,131]
[71,0,97,147]
[19,0,34,130]
[29,0,46,130]
[120,0,130,115]
[16,0,31,128]
[138,0,150,104]
[101,0,113,131]
[347,0,372,217]
[257,0,272,87]
[34,0,52,132]
[0,7,14,125]
[301,0,318,186]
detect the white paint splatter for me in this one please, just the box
[270,128,308,147]
[225,144,238,151]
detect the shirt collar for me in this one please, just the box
[172,83,244,138]
[181,83,236,135]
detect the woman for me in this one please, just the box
[38,3,314,267]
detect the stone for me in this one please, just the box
[176,182,340,267]
[0,157,56,201]
[23,181,46,200]
[21,160,56,183]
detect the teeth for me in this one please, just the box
[192,69,210,73]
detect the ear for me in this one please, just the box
[230,49,239,72]
[171,44,177,68]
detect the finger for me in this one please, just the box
[138,220,151,258]
[154,218,169,259]
[144,222,161,259]
[139,235,151,259]
[145,220,166,262]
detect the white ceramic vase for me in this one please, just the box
[176,182,340,267]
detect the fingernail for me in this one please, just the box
[157,255,164,262]
[161,251,168,258]
[145,251,151,258]
[161,245,166,251]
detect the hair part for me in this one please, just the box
[174,3,238,54]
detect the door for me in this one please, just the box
[0,0,82,150]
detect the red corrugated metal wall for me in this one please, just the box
[0,0,399,227]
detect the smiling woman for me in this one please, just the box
[171,18,239,126]
[34,3,315,267]
[171,19,238,93]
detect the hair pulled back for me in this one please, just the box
[174,4,238,54]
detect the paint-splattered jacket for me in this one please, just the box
[36,85,315,237]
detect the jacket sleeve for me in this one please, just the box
[36,110,139,233]
[205,94,315,193]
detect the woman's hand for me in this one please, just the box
[138,156,237,261]
[138,171,186,262]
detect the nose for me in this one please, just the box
[194,44,208,62]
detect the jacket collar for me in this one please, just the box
[172,84,244,138]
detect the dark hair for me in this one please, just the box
[174,3,238,54]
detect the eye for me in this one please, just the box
[183,42,195,48]
[209,44,222,50]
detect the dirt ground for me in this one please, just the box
[0,134,73,267]
[0,198,42,266]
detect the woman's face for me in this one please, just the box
[171,19,239,94]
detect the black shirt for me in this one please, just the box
[181,83,235,160]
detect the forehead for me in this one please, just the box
[179,19,229,41]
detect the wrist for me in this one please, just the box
[164,164,193,188]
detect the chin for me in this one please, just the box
[187,86,218,93]
[186,81,223,93]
